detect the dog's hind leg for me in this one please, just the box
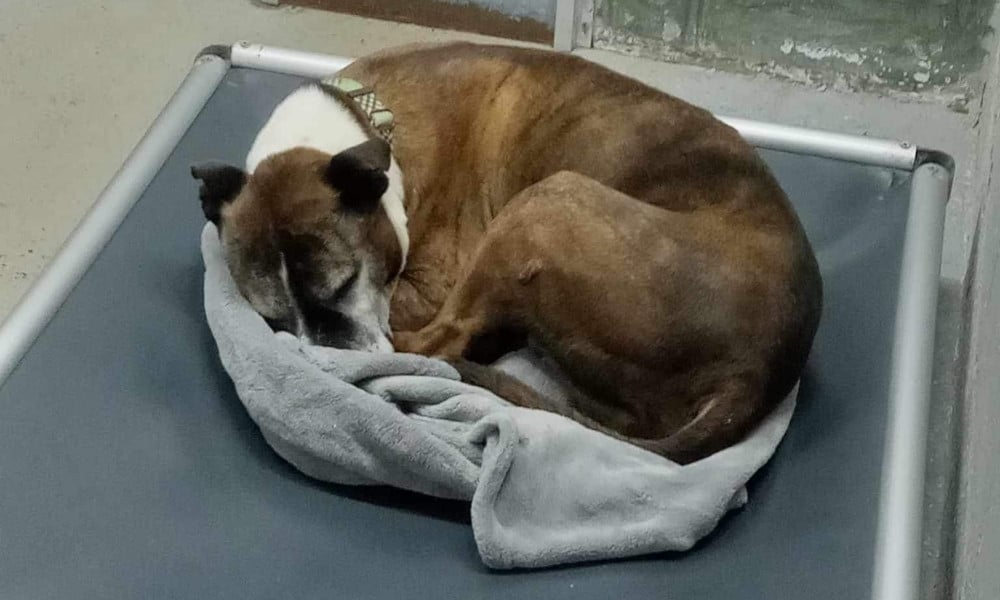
[446,357,768,465]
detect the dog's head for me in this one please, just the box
[192,138,403,351]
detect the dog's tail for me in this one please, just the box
[447,358,769,465]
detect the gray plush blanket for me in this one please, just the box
[201,224,796,569]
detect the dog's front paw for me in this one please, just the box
[392,323,472,359]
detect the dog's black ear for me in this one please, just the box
[191,162,247,225]
[325,138,391,213]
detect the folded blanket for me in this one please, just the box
[201,224,796,569]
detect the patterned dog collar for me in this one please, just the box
[322,76,395,144]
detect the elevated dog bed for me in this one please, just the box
[0,44,951,600]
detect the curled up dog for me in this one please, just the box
[192,43,822,464]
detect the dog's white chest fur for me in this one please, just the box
[245,85,409,266]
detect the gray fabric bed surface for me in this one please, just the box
[0,68,910,599]
[202,223,797,569]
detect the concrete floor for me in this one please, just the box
[1,1,988,597]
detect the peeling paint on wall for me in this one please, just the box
[781,40,864,67]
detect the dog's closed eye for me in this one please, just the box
[329,270,359,302]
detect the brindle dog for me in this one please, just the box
[192,43,822,463]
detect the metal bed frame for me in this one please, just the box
[0,43,952,600]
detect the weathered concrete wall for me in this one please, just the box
[443,0,556,25]
[594,0,993,100]
[954,6,1000,598]
[956,169,1000,600]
